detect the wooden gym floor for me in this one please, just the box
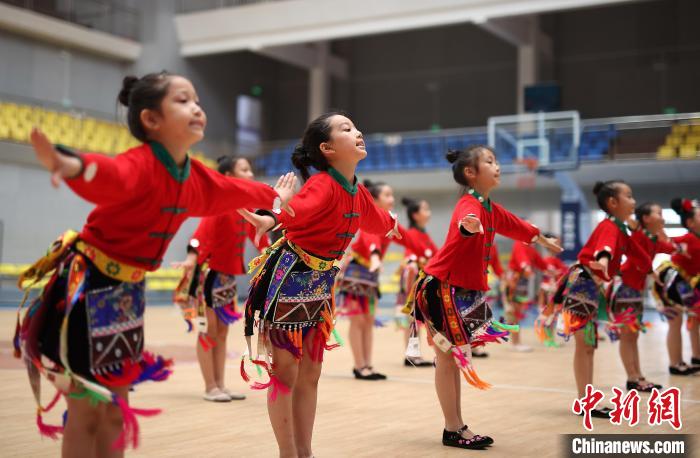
[0,306,697,457]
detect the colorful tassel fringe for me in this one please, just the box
[110,395,160,450]
[37,410,64,440]
[198,333,216,351]
[213,304,242,325]
[251,375,291,402]
[450,346,491,390]
[94,352,173,387]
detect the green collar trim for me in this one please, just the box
[150,141,190,183]
[608,215,630,236]
[328,167,357,196]
[467,188,492,212]
[643,228,658,243]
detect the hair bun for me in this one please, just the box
[291,144,310,168]
[445,149,461,164]
[401,197,416,207]
[592,181,604,196]
[670,198,684,215]
[363,179,374,188]
[118,76,139,107]
[216,155,229,165]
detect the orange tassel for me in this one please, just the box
[466,366,492,390]
[561,313,570,336]
[295,328,303,359]
[534,320,545,342]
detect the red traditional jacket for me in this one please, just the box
[671,232,700,277]
[402,226,439,262]
[620,229,675,290]
[277,168,396,259]
[509,241,548,274]
[190,212,270,275]
[425,189,539,291]
[66,142,279,270]
[577,216,631,281]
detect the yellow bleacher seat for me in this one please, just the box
[684,135,700,145]
[9,125,29,142]
[656,145,676,160]
[0,101,140,156]
[679,144,699,159]
[665,135,683,147]
[671,124,689,135]
[690,124,700,134]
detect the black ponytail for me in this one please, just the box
[291,111,348,182]
[671,197,698,229]
[363,179,387,200]
[634,202,657,230]
[445,144,492,189]
[402,196,421,228]
[118,71,173,143]
[592,180,626,213]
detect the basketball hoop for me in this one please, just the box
[516,158,538,189]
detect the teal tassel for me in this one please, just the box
[492,321,519,333]
[583,321,596,346]
[69,387,110,406]
[332,328,345,346]
[544,328,560,348]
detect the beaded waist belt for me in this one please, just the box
[75,240,146,283]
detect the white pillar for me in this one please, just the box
[308,42,330,121]
[517,44,536,113]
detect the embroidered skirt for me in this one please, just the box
[245,241,339,362]
[336,260,379,316]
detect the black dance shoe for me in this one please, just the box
[404,357,435,367]
[442,425,493,450]
[669,363,700,376]
[626,379,660,392]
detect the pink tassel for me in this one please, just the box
[111,396,161,450]
[36,412,63,440]
[251,380,272,391]
[251,375,290,402]
[268,375,290,402]
[450,347,468,368]
[613,307,637,327]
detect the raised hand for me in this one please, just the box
[385,214,403,240]
[30,128,82,188]
[171,253,197,271]
[238,209,276,247]
[589,256,609,279]
[536,234,563,253]
[369,253,382,273]
[273,172,298,216]
[459,213,483,234]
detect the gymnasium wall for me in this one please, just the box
[0,29,129,116]
[2,0,699,145]
[548,0,700,118]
